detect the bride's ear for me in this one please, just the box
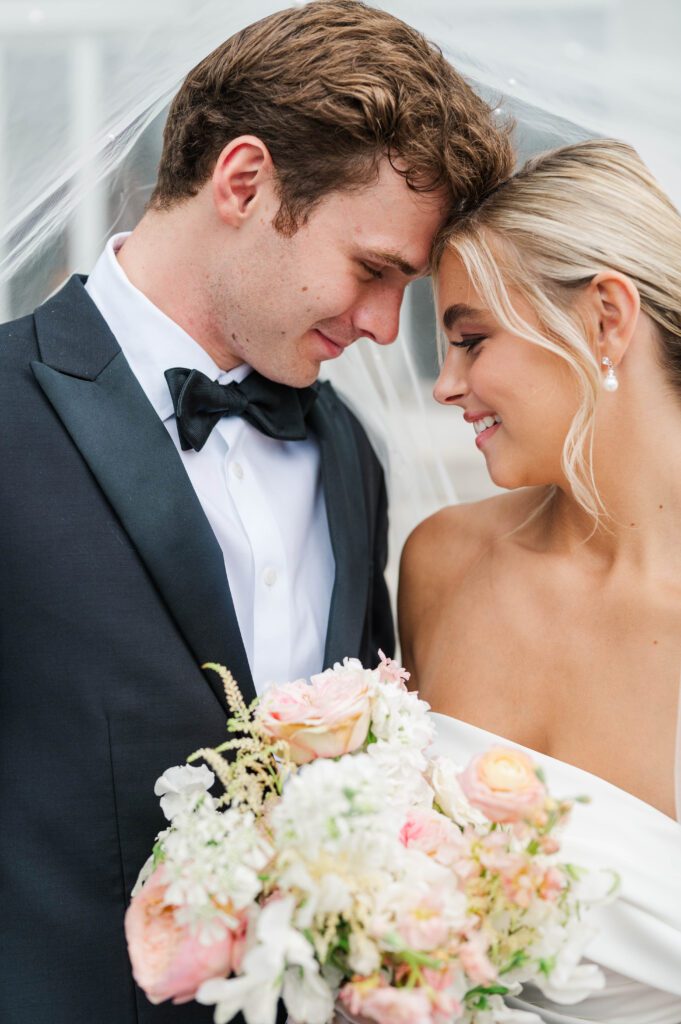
[587,270,641,369]
[211,136,275,226]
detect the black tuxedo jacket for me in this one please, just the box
[0,276,394,1024]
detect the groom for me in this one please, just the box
[0,2,511,1022]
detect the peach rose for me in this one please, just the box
[256,669,372,764]
[459,746,546,824]
[125,865,238,1005]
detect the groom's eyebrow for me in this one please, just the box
[365,249,426,278]
[442,303,487,331]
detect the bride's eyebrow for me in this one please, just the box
[442,303,489,331]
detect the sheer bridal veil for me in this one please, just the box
[1,0,680,818]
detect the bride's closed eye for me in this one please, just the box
[450,335,487,351]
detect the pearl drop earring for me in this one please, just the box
[601,356,619,392]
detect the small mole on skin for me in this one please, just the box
[653,640,659,645]
[231,333,236,341]
[302,286,308,292]
[629,522,636,528]
[659,504,664,510]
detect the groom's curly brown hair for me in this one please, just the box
[151,0,513,236]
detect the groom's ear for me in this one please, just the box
[211,136,274,226]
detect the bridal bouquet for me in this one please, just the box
[125,655,613,1024]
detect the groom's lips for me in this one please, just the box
[311,328,352,360]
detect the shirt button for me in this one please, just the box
[231,461,244,480]
[263,567,278,587]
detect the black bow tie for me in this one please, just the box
[164,367,317,452]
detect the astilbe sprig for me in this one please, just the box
[187,663,295,815]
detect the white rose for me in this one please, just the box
[429,755,487,828]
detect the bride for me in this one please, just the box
[399,139,681,1023]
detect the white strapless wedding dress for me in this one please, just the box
[431,713,681,1024]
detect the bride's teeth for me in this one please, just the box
[473,415,501,435]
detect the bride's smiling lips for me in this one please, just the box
[464,410,503,450]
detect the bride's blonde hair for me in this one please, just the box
[435,138,681,523]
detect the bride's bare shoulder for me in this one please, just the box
[402,490,533,574]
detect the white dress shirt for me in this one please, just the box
[85,233,334,694]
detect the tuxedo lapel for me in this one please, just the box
[31,276,255,710]
[309,384,371,667]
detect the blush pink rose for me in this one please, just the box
[125,865,237,1005]
[399,808,464,866]
[459,747,546,824]
[256,669,372,764]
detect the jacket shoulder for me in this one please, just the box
[0,312,39,367]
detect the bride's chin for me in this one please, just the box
[485,459,548,491]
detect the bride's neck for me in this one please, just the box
[537,385,681,577]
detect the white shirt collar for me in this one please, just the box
[85,232,251,423]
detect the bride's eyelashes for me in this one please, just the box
[450,335,487,351]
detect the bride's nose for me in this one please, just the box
[433,349,470,406]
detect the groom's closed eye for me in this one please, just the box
[360,249,427,279]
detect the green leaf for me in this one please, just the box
[539,956,556,976]
[499,950,530,975]
[466,984,510,998]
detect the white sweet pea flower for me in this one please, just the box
[282,965,334,1024]
[154,764,215,821]
[197,973,279,1024]
[531,918,606,1005]
[198,897,324,1024]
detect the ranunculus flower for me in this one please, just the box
[339,979,432,1024]
[399,807,464,866]
[459,747,546,824]
[255,668,372,764]
[125,865,237,1005]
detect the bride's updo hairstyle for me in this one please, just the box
[435,139,681,522]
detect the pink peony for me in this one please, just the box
[459,747,546,824]
[125,865,238,1005]
[399,808,465,866]
[340,980,433,1024]
[256,668,372,764]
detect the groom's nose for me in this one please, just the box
[352,285,403,346]
[433,349,470,405]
